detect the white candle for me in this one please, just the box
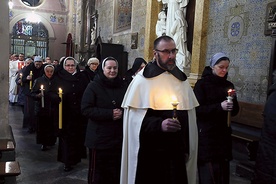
[227,89,233,127]
[40,85,44,108]
[29,71,33,89]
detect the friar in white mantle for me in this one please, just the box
[120,35,198,184]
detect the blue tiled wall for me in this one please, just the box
[207,0,275,104]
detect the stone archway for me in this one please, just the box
[9,13,57,58]
[9,13,55,39]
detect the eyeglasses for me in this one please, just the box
[155,48,178,55]
[65,64,76,67]
[91,63,99,65]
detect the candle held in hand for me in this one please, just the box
[227,89,233,127]
[29,71,33,89]
[40,85,44,108]
[58,88,63,129]
[171,95,179,120]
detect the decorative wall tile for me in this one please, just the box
[208,0,275,104]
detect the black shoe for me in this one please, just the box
[41,145,48,151]
[63,165,72,172]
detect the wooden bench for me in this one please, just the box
[0,162,21,177]
[0,140,15,162]
[231,101,264,153]
[230,101,264,180]
[0,140,20,184]
[0,161,21,184]
[0,140,15,152]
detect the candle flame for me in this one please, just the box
[171,95,179,106]
[228,89,232,96]
[41,85,44,89]
[59,88,62,93]
[171,95,177,102]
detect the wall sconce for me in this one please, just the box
[131,32,138,49]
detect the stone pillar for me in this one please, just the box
[0,0,13,140]
[188,0,209,87]
[144,1,162,61]
[48,37,56,58]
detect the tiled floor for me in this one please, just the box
[8,104,251,184]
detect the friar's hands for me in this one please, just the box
[161,118,181,132]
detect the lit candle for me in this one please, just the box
[29,71,33,90]
[228,89,232,96]
[171,95,179,120]
[40,85,44,108]
[58,88,63,129]
[227,89,233,127]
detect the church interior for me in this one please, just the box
[1,0,276,183]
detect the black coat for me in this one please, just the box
[253,84,276,184]
[30,75,59,145]
[55,69,90,165]
[15,67,27,106]
[82,65,97,81]
[193,66,239,162]
[81,72,127,150]
[31,74,60,114]
[22,62,47,96]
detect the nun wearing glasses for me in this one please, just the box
[55,57,90,172]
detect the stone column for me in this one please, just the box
[144,1,162,61]
[188,0,209,87]
[0,0,13,140]
[48,37,56,58]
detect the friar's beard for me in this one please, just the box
[156,53,176,71]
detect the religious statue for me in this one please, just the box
[158,0,189,37]
[156,10,167,37]
[171,9,191,69]
[91,27,96,45]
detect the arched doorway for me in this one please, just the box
[11,19,48,58]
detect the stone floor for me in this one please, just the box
[8,104,251,184]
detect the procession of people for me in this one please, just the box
[7,1,273,184]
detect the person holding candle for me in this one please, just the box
[120,36,199,184]
[193,52,239,184]
[55,57,90,172]
[15,58,33,126]
[22,56,46,133]
[30,65,59,151]
[81,57,127,184]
